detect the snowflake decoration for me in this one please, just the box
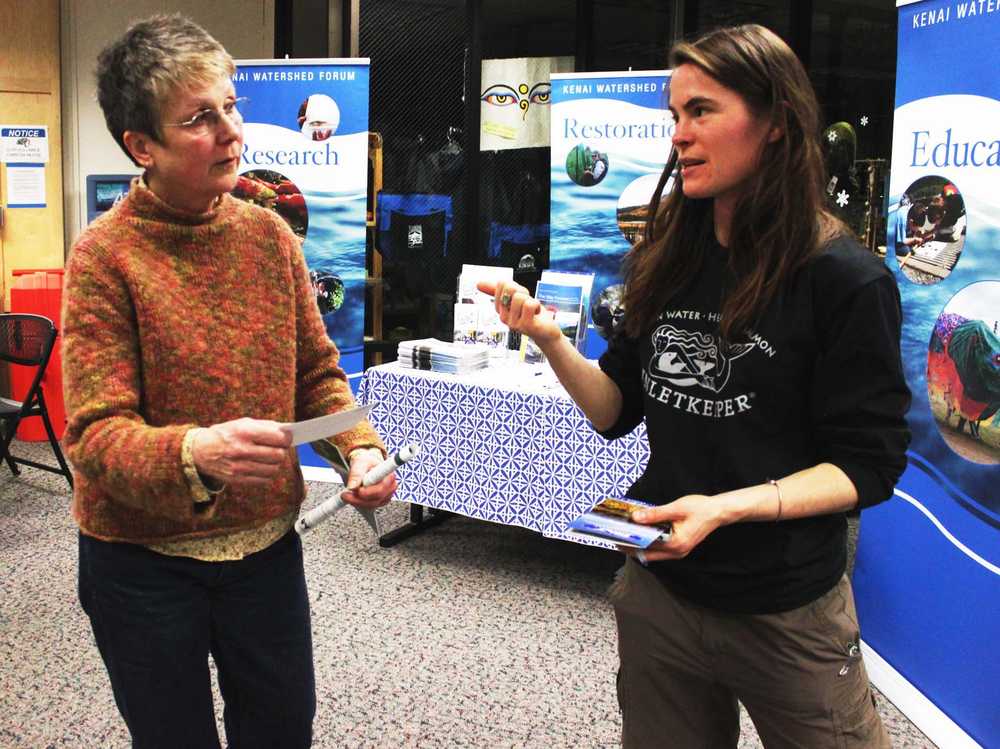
[836,190,850,208]
[860,115,869,127]
[827,130,838,143]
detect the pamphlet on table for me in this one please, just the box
[456,264,513,304]
[454,264,514,354]
[523,269,594,363]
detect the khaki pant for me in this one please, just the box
[610,560,890,749]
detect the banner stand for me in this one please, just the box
[235,58,371,482]
[853,3,1000,745]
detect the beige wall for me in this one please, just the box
[60,0,275,244]
[0,0,64,311]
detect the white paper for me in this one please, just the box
[6,165,46,207]
[282,404,373,446]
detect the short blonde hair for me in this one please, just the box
[96,14,235,165]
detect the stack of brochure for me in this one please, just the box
[397,338,491,374]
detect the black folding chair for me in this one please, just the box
[0,313,73,489]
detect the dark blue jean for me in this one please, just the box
[79,530,315,749]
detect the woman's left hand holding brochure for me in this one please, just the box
[625,494,724,561]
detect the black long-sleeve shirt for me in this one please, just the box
[598,235,911,613]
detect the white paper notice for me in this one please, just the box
[6,165,46,207]
[1,125,49,163]
[282,404,373,446]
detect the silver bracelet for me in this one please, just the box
[768,479,783,522]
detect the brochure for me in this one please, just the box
[475,305,509,351]
[454,264,514,355]
[563,497,672,549]
[302,438,381,539]
[539,269,594,352]
[521,269,594,362]
[456,263,513,304]
[536,281,585,345]
[453,303,479,344]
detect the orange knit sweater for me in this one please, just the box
[62,179,383,543]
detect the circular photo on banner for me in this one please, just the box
[926,281,1000,465]
[233,170,308,239]
[591,284,625,341]
[617,173,669,244]
[309,268,345,315]
[297,93,340,141]
[566,143,609,187]
[894,175,967,285]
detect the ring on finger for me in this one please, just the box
[500,292,512,308]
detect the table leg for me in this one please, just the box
[378,503,453,547]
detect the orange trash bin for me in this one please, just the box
[9,269,67,441]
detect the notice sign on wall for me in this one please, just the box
[1,126,49,164]
[5,164,46,208]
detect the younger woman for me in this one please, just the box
[482,24,909,748]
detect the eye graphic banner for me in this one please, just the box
[480,56,574,150]
[548,70,672,358]
[235,59,370,478]
[854,3,1000,747]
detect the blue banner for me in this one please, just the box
[234,60,369,377]
[855,3,1000,746]
[234,59,370,476]
[549,71,672,358]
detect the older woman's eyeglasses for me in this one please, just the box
[163,97,249,134]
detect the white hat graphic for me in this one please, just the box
[300,94,340,141]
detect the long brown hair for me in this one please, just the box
[622,24,843,341]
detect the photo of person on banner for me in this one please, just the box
[298,93,340,141]
[62,15,395,749]
[481,24,910,748]
[893,176,967,286]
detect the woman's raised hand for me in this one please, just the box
[476,280,563,347]
[191,418,293,486]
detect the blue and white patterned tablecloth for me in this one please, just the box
[358,362,649,545]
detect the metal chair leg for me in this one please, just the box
[38,403,73,489]
[1,419,22,476]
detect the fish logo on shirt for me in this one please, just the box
[648,324,754,393]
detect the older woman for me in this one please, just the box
[63,15,394,748]
[483,24,909,748]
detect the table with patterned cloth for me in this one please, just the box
[357,362,650,546]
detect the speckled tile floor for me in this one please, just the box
[0,440,938,748]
